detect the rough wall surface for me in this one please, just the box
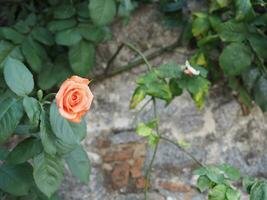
[60,4,267,200]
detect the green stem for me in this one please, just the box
[105,43,125,75]
[132,97,152,125]
[144,140,159,200]
[42,93,56,102]
[144,98,160,200]
[123,42,153,71]
[160,136,205,168]
[94,41,187,82]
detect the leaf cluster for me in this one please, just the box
[187,0,267,112]
[0,58,91,199]
[130,62,210,109]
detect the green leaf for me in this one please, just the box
[55,28,81,46]
[118,0,136,18]
[0,27,25,44]
[40,111,57,155]
[208,184,227,200]
[206,167,225,184]
[228,77,253,109]
[68,40,95,76]
[14,20,30,34]
[0,147,9,160]
[217,21,247,42]
[53,5,76,19]
[219,43,252,76]
[242,176,256,193]
[179,76,210,109]
[235,0,255,21]
[197,175,212,192]
[47,19,77,32]
[3,57,34,96]
[6,137,42,164]
[194,166,225,184]
[248,34,267,60]
[136,123,154,137]
[209,15,221,31]
[145,81,172,102]
[32,27,54,46]
[89,0,116,26]
[76,2,90,18]
[55,138,78,155]
[209,0,231,12]
[0,97,23,143]
[33,153,64,198]
[155,62,182,79]
[253,76,267,112]
[226,187,240,200]
[250,181,267,200]
[0,163,33,196]
[192,13,210,36]
[193,167,208,176]
[0,41,14,69]
[66,145,90,183]
[25,13,37,27]
[14,125,33,135]
[37,61,72,90]
[242,67,261,92]
[50,102,86,145]
[197,34,220,46]
[23,97,41,127]
[22,37,43,73]
[130,86,146,109]
[78,24,105,43]
[148,134,160,147]
[169,78,183,97]
[136,72,158,85]
[218,164,240,181]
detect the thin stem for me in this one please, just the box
[144,142,159,200]
[132,97,152,125]
[144,98,160,200]
[42,93,56,102]
[123,42,152,71]
[105,44,124,75]
[160,136,205,168]
[152,98,159,135]
[94,42,188,82]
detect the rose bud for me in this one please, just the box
[183,60,200,76]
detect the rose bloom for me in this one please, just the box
[56,76,93,123]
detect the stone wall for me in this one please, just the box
[60,4,267,200]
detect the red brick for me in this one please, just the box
[111,162,130,189]
[130,157,144,178]
[158,181,191,192]
[136,177,148,189]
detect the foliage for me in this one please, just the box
[0,0,137,92]
[129,1,267,196]
[194,165,267,200]
[158,0,267,112]
[130,61,210,110]
[188,0,267,112]
[0,57,91,199]
[0,0,139,197]
[194,164,241,200]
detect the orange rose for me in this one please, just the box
[56,76,93,123]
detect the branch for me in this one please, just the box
[94,40,189,82]
[160,136,205,168]
[105,44,124,75]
